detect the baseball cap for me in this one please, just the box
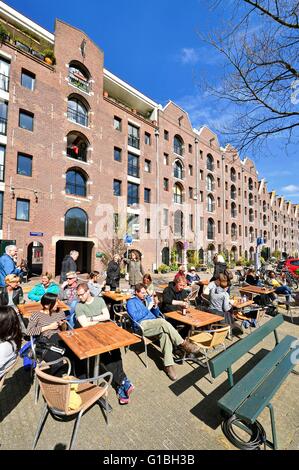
[66,271,77,279]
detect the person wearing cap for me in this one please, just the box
[59,272,79,321]
[186,267,201,286]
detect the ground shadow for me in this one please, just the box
[169,348,269,430]
[0,367,32,423]
[129,341,164,370]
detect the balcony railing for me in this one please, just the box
[173,194,183,204]
[207,230,215,240]
[0,117,7,136]
[66,147,87,162]
[67,108,88,127]
[127,196,139,205]
[128,164,140,178]
[0,73,9,92]
[207,163,214,171]
[128,135,140,149]
[68,72,90,93]
[174,168,183,179]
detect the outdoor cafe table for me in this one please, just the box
[165,307,223,332]
[17,300,69,318]
[239,285,275,299]
[59,321,141,377]
[102,291,132,303]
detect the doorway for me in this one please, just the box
[55,240,94,276]
[27,241,43,276]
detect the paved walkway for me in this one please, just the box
[1,274,298,450]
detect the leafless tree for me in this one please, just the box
[203,0,299,153]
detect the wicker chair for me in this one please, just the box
[32,357,112,450]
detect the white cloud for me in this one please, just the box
[281,185,299,194]
[179,48,199,65]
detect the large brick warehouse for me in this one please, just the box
[0,1,298,275]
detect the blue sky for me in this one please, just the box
[6,0,299,203]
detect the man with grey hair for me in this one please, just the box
[60,250,79,283]
[0,245,22,287]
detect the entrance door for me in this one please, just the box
[27,241,43,276]
[55,240,94,276]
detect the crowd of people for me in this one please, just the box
[0,245,296,409]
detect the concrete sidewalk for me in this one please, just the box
[0,305,298,450]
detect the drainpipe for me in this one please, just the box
[155,127,160,271]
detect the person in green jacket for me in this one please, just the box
[28,273,60,302]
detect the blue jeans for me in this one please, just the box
[275,286,292,301]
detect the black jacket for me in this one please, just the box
[106,261,120,288]
[0,286,24,306]
[60,255,77,282]
[161,282,189,313]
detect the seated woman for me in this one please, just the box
[245,268,262,286]
[0,274,26,333]
[268,271,295,303]
[75,283,134,405]
[0,306,22,378]
[28,272,59,302]
[209,277,242,333]
[26,293,68,376]
[87,271,104,297]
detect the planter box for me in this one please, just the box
[15,40,30,53]
[31,50,45,61]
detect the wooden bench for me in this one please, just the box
[209,314,297,449]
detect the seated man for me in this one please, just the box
[268,271,295,303]
[209,277,242,334]
[245,268,262,287]
[186,267,201,286]
[126,283,201,381]
[161,276,189,313]
[58,272,79,327]
[28,272,60,302]
[75,283,134,405]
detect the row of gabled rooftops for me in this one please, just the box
[0,1,297,212]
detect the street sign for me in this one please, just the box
[124,234,133,245]
[257,237,264,246]
[30,232,44,237]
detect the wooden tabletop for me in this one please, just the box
[156,284,168,290]
[239,285,274,295]
[59,321,141,360]
[17,300,69,318]
[232,300,255,309]
[102,291,132,302]
[165,307,223,328]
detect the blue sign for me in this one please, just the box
[257,237,264,246]
[30,232,43,237]
[124,234,133,244]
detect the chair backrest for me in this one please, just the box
[209,314,284,380]
[186,286,200,302]
[35,365,71,414]
[210,326,230,348]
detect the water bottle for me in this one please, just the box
[242,294,247,303]
[182,307,187,316]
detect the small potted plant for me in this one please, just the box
[43,49,56,65]
[0,24,10,43]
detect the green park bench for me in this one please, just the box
[209,314,298,449]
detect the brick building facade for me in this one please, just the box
[0,2,298,275]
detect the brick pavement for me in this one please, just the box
[1,274,298,450]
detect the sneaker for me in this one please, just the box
[117,385,129,405]
[123,378,135,398]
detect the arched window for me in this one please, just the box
[231,223,237,241]
[68,61,91,93]
[173,183,183,204]
[64,207,88,237]
[263,201,267,212]
[67,96,89,127]
[248,193,254,206]
[248,178,253,190]
[173,135,184,156]
[231,202,237,218]
[174,210,183,237]
[207,194,215,212]
[173,160,183,179]
[162,247,170,265]
[249,227,254,243]
[230,167,236,182]
[249,208,254,222]
[66,131,89,162]
[230,184,236,200]
[207,154,214,171]
[206,174,214,192]
[66,169,87,197]
[263,214,267,226]
[207,218,215,240]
